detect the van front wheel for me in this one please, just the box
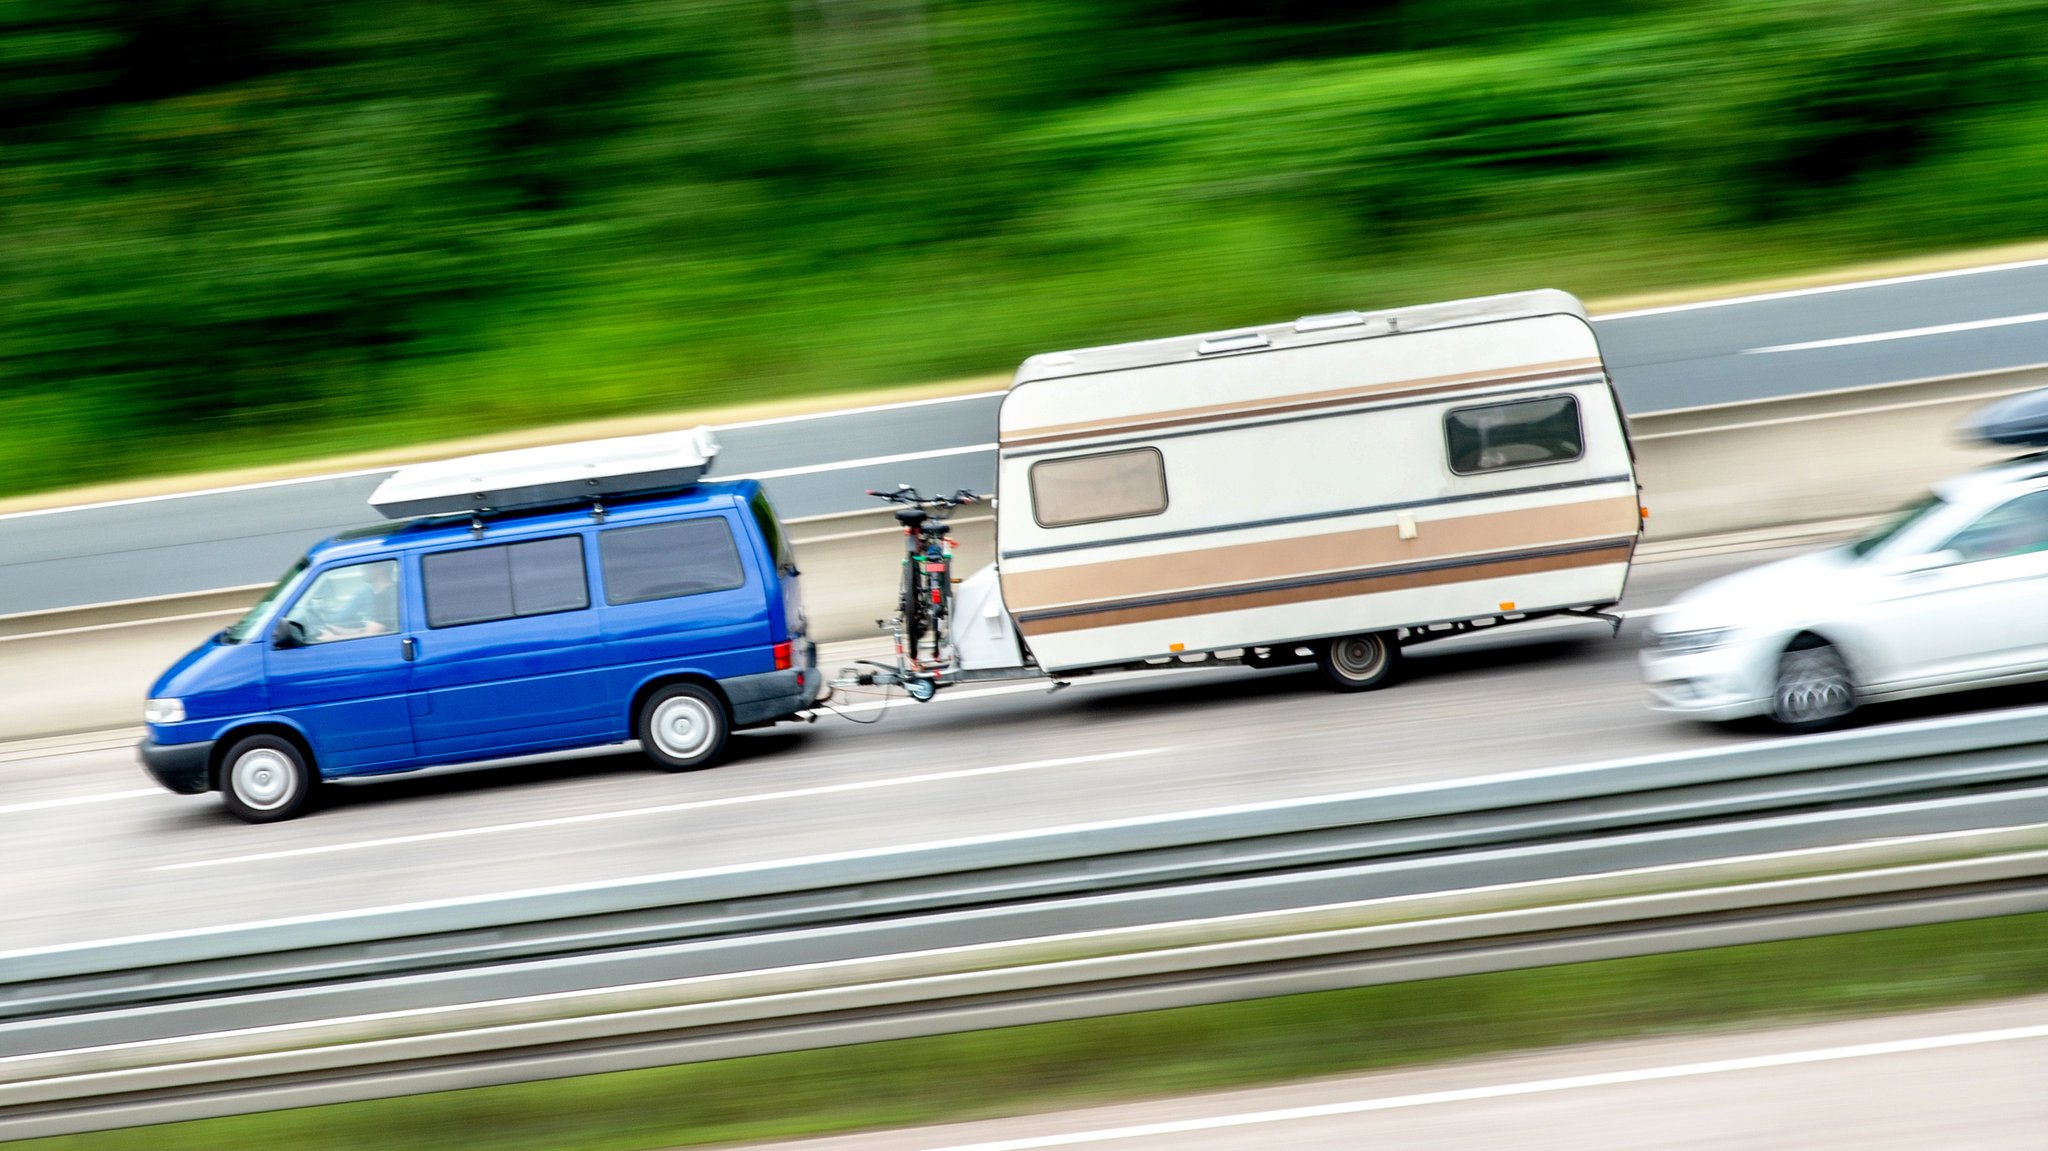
[220,735,315,823]
[638,683,730,772]
[1316,632,1401,692]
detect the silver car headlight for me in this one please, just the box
[1651,627,1737,655]
[144,698,186,725]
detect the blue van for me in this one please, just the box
[138,468,819,822]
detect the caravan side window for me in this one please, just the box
[1030,448,1169,528]
[1445,396,1584,475]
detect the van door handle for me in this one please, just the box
[401,637,417,662]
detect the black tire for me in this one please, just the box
[637,683,730,771]
[1315,632,1402,692]
[1771,637,1856,732]
[219,734,316,823]
[899,559,926,657]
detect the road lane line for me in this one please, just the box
[716,389,1006,431]
[730,442,996,482]
[153,747,1171,871]
[1742,310,2048,354]
[1597,254,2048,319]
[909,1023,2048,1150]
[0,789,161,816]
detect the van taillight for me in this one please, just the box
[773,641,793,670]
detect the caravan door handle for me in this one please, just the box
[401,637,417,662]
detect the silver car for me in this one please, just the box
[1641,453,2048,729]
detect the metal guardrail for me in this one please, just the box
[6,821,2048,1140]
[8,702,2048,1021]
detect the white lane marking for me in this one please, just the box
[0,468,395,524]
[0,394,1006,525]
[0,607,242,644]
[1743,310,2048,354]
[715,389,1006,431]
[154,747,1169,871]
[906,1024,2048,1150]
[1597,255,2048,319]
[0,789,161,816]
[732,442,996,483]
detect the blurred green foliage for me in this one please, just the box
[5,0,2048,493]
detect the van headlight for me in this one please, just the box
[144,698,186,725]
[1652,628,1736,655]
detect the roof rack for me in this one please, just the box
[368,426,721,521]
[1964,387,2048,449]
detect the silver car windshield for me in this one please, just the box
[1847,494,1944,559]
[221,556,311,644]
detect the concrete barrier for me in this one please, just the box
[1629,365,2041,538]
[3,365,2039,742]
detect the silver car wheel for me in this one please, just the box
[231,747,297,810]
[651,695,717,760]
[1773,644,1855,728]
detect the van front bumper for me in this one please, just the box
[139,738,215,794]
[725,663,824,727]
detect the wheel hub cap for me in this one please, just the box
[654,699,713,758]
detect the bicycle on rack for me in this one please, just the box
[867,485,979,671]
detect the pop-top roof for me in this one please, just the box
[368,426,720,520]
[1962,387,2048,449]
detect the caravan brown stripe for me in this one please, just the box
[1000,494,1642,614]
[1002,358,1603,449]
[1014,540,1637,636]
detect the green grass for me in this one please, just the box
[23,909,2048,1151]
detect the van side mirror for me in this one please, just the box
[271,617,306,649]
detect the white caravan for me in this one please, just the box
[852,288,1643,696]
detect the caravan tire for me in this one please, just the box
[1316,632,1401,692]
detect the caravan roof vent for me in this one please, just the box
[368,426,720,520]
[1294,311,1366,333]
[1963,387,2048,449]
[1196,331,1270,355]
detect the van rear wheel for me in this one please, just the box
[220,735,315,823]
[638,683,730,772]
[1316,632,1401,692]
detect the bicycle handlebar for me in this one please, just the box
[866,486,981,511]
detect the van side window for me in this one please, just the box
[1029,448,1169,528]
[749,490,794,573]
[601,517,746,605]
[423,536,589,629]
[1444,396,1584,475]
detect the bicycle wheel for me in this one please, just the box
[899,557,926,656]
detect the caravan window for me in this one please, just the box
[1445,396,1584,475]
[1030,448,1169,528]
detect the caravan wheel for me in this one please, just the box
[1316,632,1401,692]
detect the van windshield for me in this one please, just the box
[221,556,310,644]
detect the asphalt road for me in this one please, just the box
[732,995,2048,1151]
[7,260,2048,614]
[15,536,2048,956]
